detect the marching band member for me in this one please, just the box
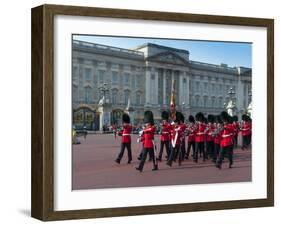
[194,112,206,162]
[167,112,182,167]
[241,114,252,150]
[136,111,158,172]
[185,115,196,159]
[206,115,215,161]
[115,113,132,164]
[157,111,171,161]
[216,111,234,169]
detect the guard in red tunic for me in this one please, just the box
[115,113,132,164]
[136,111,158,172]
[216,111,234,169]
[157,111,171,161]
[241,114,252,149]
[185,115,196,159]
[167,112,182,167]
[206,114,215,161]
[194,112,206,162]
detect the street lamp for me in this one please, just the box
[228,87,235,99]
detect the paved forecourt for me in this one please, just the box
[72,133,251,190]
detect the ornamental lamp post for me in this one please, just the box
[225,87,236,116]
[98,83,111,131]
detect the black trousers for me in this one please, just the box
[233,135,238,147]
[216,145,233,167]
[167,144,180,166]
[158,140,170,160]
[194,142,205,161]
[117,143,132,162]
[214,143,220,160]
[180,140,186,161]
[242,135,251,148]
[206,141,215,161]
[186,141,195,159]
[138,148,157,171]
[138,147,153,161]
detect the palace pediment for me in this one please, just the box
[146,51,189,66]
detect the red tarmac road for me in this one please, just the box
[72,134,251,190]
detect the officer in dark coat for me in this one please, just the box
[115,113,132,164]
[186,115,196,159]
[206,114,215,161]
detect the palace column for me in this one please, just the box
[178,71,183,106]
[145,67,151,106]
[186,72,190,107]
[163,69,167,105]
[154,68,159,105]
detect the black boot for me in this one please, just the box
[135,167,142,172]
[152,165,158,171]
[115,159,120,164]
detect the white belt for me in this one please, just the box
[197,132,204,135]
[162,132,169,134]
[122,134,131,136]
[222,134,233,138]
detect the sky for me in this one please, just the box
[73,34,252,68]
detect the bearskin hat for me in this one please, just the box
[161,111,169,120]
[220,111,230,123]
[144,110,154,125]
[195,112,204,122]
[188,115,195,123]
[232,115,238,122]
[215,115,223,124]
[207,114,215,123]
[174,111,182,123]
[242,114,247,121]
[179,112,185,123]
[122,113,130,123]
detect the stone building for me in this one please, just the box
[72,40,252,130]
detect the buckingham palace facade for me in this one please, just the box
[72,40,252,130]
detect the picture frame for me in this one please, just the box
[31,4,274,221]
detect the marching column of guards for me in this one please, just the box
[114,111,252,172]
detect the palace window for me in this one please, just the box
[85,68,92,82]
[196,81,200,91]
[211,97,215,108]
[111,89,118,104]
[136,92,141,105]
[84,86,92,103]
[195,95,200,107]
[124,73,130,85]
[98,70,105,84]
[124,90,130,104]
[112,71,118,85]
[203,96,208,108]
